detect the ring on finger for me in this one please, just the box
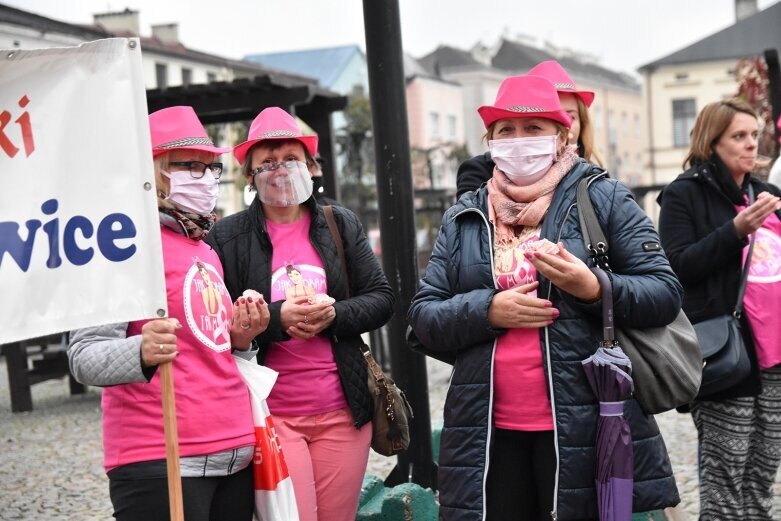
[159,344,164,352]
[304,314,309,324]
[240,322,250,330]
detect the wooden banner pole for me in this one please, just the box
[159,361,184,521]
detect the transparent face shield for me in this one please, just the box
[251,160,313,207]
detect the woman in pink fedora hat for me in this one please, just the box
[457,60,602,198]
[408,75,682,520]
[69,105,269,521]
[207,106,394,521]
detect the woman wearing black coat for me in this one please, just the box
[658,98,781,521]
[206,106,394,521]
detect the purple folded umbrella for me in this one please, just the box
[583,346,634,521]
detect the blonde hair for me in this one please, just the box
[153,150,216,208]
[575,97,603,167]
[683,98,758,170]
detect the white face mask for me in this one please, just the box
[162,169,219,215]
[489,135,558,186]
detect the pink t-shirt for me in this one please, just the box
[492,234,554,431]
[263,212,348,416]
[102,227,255,471]
[740,209,781,370]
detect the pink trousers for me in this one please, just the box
[274,407,371,521]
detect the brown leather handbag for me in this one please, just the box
[323,206,413,455]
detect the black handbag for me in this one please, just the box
[693,185,755,398]
[323,206,413,455]
[577,175,702,414]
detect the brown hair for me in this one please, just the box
[683,98,757,170]
[242,138,316,180]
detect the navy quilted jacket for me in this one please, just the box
[408,160,682,520]
[205,196,395,427]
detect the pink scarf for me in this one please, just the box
[487,145,579,238]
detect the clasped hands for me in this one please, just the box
[280,295,337,340]
[140,295,270,367]
[487,243,600,329]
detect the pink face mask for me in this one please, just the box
[162,169,220,215]
[489,135,558,186]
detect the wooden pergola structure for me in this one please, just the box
[146,74,348,199]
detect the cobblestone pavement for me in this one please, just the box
[1,357,779,520]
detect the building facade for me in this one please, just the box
[639,0,781,185]
[420,38,646,187]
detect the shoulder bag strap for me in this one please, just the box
[323,205,351,299]
[591,267,616,345]
[735,184,757,317]
[576,174,611,270]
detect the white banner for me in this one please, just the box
[0,38,166,345]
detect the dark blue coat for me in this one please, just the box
[408,161,682,520]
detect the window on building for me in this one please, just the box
[674,72,689,81]
[594,106,602,129]
[608,110,616,145]
[182,68,192,87]
[447,115,457,139]
[207,72,217,83]
[672,99,697,147]
[429,112,440,139]
[634,114,641,137]
[155,63,168,89]
[621,112,628,133]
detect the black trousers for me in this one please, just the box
[108,464,254,521]
[486,428,555,521]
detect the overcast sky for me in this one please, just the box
[6,0,780,74]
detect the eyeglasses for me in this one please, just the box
[168,161,223,179]
[250,160,303,177]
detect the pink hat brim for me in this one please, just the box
[571,89,595,108]
[153,143,232,157]
[477,105,573,130]
[233,134,319,165]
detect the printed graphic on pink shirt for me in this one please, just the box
[182,258,232,352]
[271,263,328,302]
[494,236,539,292]
[742,214,781,370]
[747,227,781,283]
[492,236,553,431]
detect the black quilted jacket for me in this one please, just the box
[205,196,395,428]
[408,160,682,520]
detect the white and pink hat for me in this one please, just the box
[149,106,230,157]
[477,75,573,129]
[233,107,318,164]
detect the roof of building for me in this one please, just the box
[639,1,781,71]
[0,3,110,40]
[244,44,363,88]
[418,41,638,91]
[491,38,640,91]
[418,45,487,75]
[0,2,346,125]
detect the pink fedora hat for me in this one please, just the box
[478,75,573,129]
[233,107,318,164]
[149,106,230,157]
[528,60,595,107]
